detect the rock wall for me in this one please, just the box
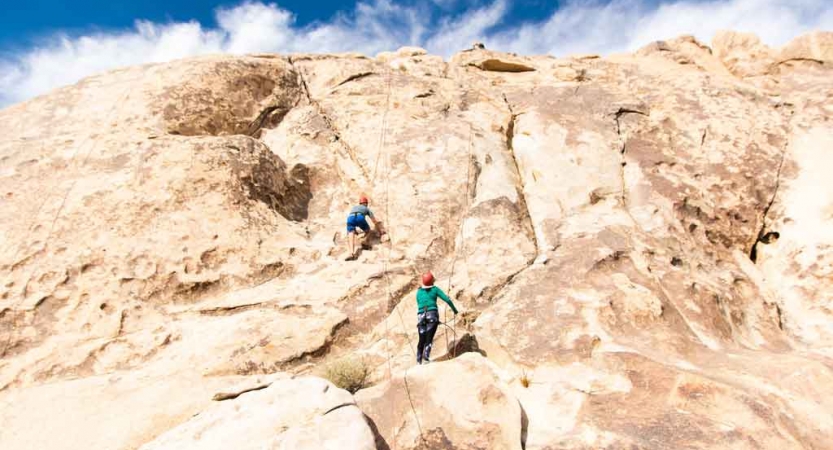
[0,32,832,449]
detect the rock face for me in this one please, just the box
[1,31,832,450]
[357,353,523,450]
[139,376,376,450]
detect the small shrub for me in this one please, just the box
[321,357,371,394]
[520,370,531,388]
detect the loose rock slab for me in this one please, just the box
[357,353,524,450]
[139,376,376,450]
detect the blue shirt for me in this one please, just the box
[349,205,374,218]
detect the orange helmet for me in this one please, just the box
[422,272,435,286]
[359,196,369,205]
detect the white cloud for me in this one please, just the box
[0,21,224,106]
[426,0,508,54]
[632,0,833,51]
[216,2,295,53]
[487,0,833,56]
[0,0,831,107]
[488,0,648,56]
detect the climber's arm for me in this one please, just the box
[435,287,458,314]
[367,209,386,234]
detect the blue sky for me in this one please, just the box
[0,1,555,49]
[1,0,831,107]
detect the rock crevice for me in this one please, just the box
[501,93,540,258]
[749,137,787,263]
[288,56,373,184]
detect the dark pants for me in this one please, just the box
[416,309,439,363]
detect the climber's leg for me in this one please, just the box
[356,218,370,234]
[421,310,440,363]
[356,219,371,250]
[346,215,368,258]
[348,231,357,257]
[416,311,429,364]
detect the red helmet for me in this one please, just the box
[421,272,435,286]
[359,196,368,205]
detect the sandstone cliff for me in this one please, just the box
[1,31,832,449]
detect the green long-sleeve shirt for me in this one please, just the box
[416,286,458,315]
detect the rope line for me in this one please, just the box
[401,367,427,446]
[442,123,474,359]
[446,123,475,292]
[372,70,484,446]
[371,67,425,448]
[371,70,393,184]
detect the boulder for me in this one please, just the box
[451,49,537,72]
[139,376,376,450]
[778,31,833,64]
[0,368,286,450]
[356,353,524,450]
[712,30,777,78]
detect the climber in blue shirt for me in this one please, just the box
[346,195,385,260]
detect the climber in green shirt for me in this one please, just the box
[416,271,458,364]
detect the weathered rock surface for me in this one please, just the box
[0,369,285,450]
[139,376,376,450]
[357,354,523,450]
[1,31,832,450]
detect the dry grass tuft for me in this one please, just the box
[520,370,531,388]
[320,357,372,394]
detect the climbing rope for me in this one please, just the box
[369,67,426,448]
[442,123,475,359]
[371,70,393,185]
[371,69,484,446]
[374,67,397,449]
[445,124,475,290]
